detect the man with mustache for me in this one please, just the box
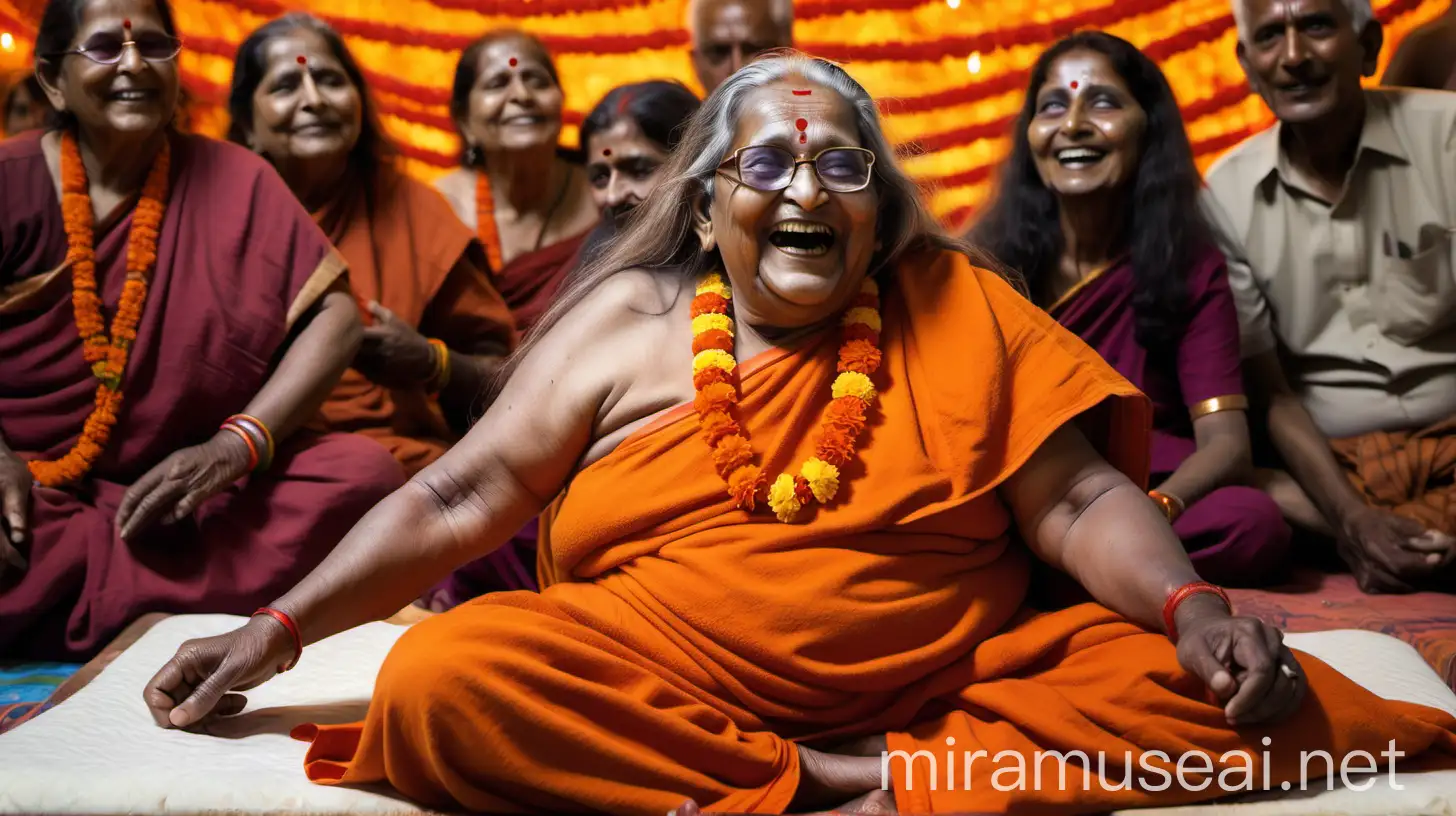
[688,0,794,95]
[1203,0,1456,594]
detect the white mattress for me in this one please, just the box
[0,616,1452,815]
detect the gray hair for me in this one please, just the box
[1233,0,1375,44]
[491,53,988,397]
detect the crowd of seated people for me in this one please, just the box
[1,0,1454,810]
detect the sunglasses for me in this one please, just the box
[717,145,876,194]
[52,31,183,65]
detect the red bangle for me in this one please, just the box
[219,423,259,471]
[252,607,302,673]
[1162,581,1231,642]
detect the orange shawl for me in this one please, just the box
[300,251,1456,814]
[314,170,516,475]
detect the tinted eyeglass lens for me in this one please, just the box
[736,145,795,191]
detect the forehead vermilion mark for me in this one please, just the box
[297,55,308,65]
[509,57,518,67]
[792,89,812,96]
[602,148,612,157]
[795,117,808,144]
[1070,80,1079,89]
[122,18,132,29]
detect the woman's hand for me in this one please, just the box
[0,449,32,579]
[353,301,436,390]
[143,615,295,728]
[116,433,252,542]
[1174,596,1306,726]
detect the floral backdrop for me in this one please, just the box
[1,0,1443,231]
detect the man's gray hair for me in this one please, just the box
[687,0,795,38]
[1233,0,1374,44]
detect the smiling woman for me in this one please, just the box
[0,0,406,661]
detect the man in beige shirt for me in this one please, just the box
[1204,0,1455,592]
[688,0,794,95]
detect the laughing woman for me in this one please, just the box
[433,30,599,336]
[228,14,517,477]
[971,31,1291,586]
[0,0,404,660]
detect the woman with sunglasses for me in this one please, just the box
[0,0,406,661]
[145,55,1455,815]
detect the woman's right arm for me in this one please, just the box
[143,274,650,728]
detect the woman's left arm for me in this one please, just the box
[1151,258,1255,511]
[116,284,361,540]
[1000,422,1305,725]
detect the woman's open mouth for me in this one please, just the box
[1056,147,1107,169]
[769,220,836,257]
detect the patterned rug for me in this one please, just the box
[0,662,80,736]
[1231,567,1456,690]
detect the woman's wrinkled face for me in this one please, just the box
[585,118,670,219]
[705,79,880,331]
[42,0,180,139]
[247,28,363,167]
[463,37,563,153]
[1027,49,1147,198]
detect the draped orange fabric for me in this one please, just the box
[1330,415,1456,536]
[312,169,516,475]
[296,250,1456,814]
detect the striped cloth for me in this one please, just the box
[1331,414,1456,535]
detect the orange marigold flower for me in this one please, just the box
[690,292,730,317]
[851,292,879,310]
[693,382,738,415]
[843,323,880,345]
[693,365,731,391]
[816,429,857,468]
[837,340,882,375]
[712,434,755,478]
[823,396,867,432]
[699,410,741,447]
[727,465,767,511]
[692,328,734,355]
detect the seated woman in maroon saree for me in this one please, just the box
[971,31,1291,586]
[0,0,403,661]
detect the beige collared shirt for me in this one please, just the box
[1203,89,1456,439]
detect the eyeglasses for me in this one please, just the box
[53,31,183,65]
[717,145,876,194]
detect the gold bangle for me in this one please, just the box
[1189,394,1248,420]
[426,338,450,393]
[1149,490,1185,523]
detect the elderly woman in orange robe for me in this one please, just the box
[227,14,516,477]
[144,55,1456,815]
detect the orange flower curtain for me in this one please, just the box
[0,0,1443,231]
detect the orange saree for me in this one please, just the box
[298,250,1456,813]
[314,169,516,475]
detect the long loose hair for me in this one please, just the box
[493,53,981,396]
[971,31,1208,353]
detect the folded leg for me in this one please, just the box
[1174,486,1293,586]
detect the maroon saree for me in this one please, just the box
[1048,246,1291,585]
[0,131,405,660]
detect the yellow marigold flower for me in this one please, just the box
[832,371,877,403]
[693,349,737,375]
[696,275,731,298]
[767,472,802,523]
[692,313,734,336]
[800,458,840,503]
[842,307,881,333]
[860,278,879,297]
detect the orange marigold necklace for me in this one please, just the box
[27,131,172,489]
[691,272,883,522]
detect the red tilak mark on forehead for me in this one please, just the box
[509,57,518,67]
[122,18,132,29]
[795,118,808,131]
[297,55,307,65]
[602,148,612,157]
[1070,80,1079,89]
[792,89,812,95]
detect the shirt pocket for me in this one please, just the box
[1372,222,1455,346]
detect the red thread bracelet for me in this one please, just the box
[253,607,302,673]
[1162,581,1231,643]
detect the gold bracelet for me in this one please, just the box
[1189,394,1249,420]
[426,338,450,393]
[1149,489,1185,523]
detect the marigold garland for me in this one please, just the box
[28,131,171,488]
[691,273,882,523]
[475,171,505,273]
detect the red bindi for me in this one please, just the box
[297,55,307,65]
[509,57,518,67]
[122,18,132,30]
[1070,80,1079,89]
[792,89,812,96]
[602,148,612,157]
[795,117,808,144]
